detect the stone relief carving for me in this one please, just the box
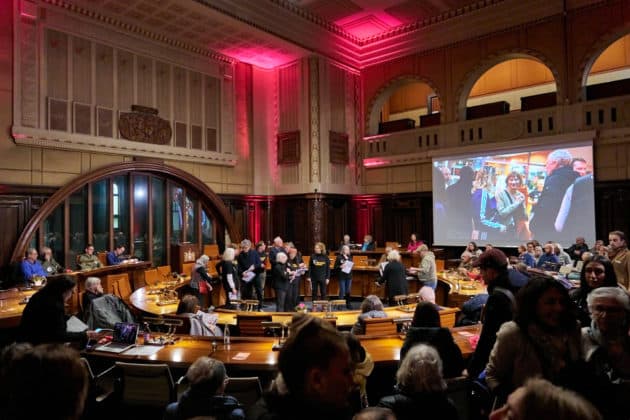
[118,105,172,145]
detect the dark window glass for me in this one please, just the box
[152,177,166,266]
[92,180,109,252]
[112,175,129,249]
[201,209,213,245]
[133,175,149,260]
[44,204,65,267]
[69,186,88,266]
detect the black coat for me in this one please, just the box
[379,260,408,298]
[248,391,352,420]
[272,262,290,291]
[216,260,240,292]
[334,254,353,282]
[19,289,86,345]
[401,327,465,378]
[164,390,245,420]
[530,165,578,236]
[378,392,459,420]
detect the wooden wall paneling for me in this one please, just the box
[371,205,384,248]
[595,182,630,240]
[0,197,30,271]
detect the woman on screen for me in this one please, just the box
[471,168,504,241]
[496,172,531,240]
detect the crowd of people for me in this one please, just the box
[3,229,629,419]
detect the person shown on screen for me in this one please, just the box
[432,166,448,236]
[471,168,504,240]
[572,157,588,177]
[529,149,578,238]
[496,171,531,240]
[446,165,475,239]
[554,174,595,235]
[608,230,630,289]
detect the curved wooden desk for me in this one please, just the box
[86,324,480,371]
[438,272,486,308]
[130,284,461,328]
[0,288,37,328]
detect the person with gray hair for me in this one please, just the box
[82,276,103,313]
[580,286,630,418]
[376,250,408,306]
[40,246,63,275]
[190,255,213,308]
[530,148,579,238]
[409,245,437,289]
[377,344,458,420]
[164,356,244,419]
[272,252,291,311]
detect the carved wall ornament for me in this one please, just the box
[118,105,172,145]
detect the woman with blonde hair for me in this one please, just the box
[308,242,330,301]
[377,344,458,420]
[215,247,239,308]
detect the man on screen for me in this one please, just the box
[529,149,578,238]
[572,157,588,177]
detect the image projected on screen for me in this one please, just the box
[432,143,595,247]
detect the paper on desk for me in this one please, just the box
[232,352,250,360]
[123,345,164,356]
[341,260,354,274]
[66,315,88,333]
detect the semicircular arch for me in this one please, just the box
[11,161,238,262]
[366,75,442,136]
[454,49,563,121]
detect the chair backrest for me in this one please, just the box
[104,273,128,295]
[116,275,133,302]
[385,241,399,250]
[162,314,192,335]
[225,377,263,410]
[236,314,272,336]
[435,259,445,272]
[115,362,175,407]
[312,300,330,312]
[203,244,220,259]
[354,255,369,267]
[363,317,396,336]
[181,262,195,277]
[156,265,172,279]
[435,279,451,307]
[301,255,310,267]
[143,269,159,286]
[97,252,108,266]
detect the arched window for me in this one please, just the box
[13,162,236,269]
[585,34,630,100]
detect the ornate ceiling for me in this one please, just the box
[43,0,599,69]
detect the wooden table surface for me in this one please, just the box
[0,288,37,328]
[130,283,461,328]
[86,324,481,371]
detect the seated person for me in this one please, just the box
[361,235,375,251]
[490,378,601,420]
[535,243,559,269]
[351,295,388,335]
[343,332,374,412]
[106,245,127,265]
[400,302,464,378]
[406,233,422,253]
[82,277,104,313]
[164,356,244,420]
[0,343,89,420]
[77,244,102,271]
[176,295,222,337]
[21,248,47,285]
[377,344,458,420]
[40,246,63,275]
[340,234,353,252]
[248,315,354,420]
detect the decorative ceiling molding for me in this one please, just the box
[42,0,235,64]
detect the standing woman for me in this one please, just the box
[215,248,239,308]
[254,241,268,310]
[190,255,213,308]
[377,250,408,306]
[287,243,305,309]
[335,245,354,309]
[272,252,291,311]
[308,242,331,301]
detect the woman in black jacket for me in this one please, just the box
[215,248,240,308]
[400,302,464,378]
[569,256,617,327]
[19,276,93,345]
[335,245,353,309]
[377,250,408,306]
[272,252,291,312]
[308,242,330,301]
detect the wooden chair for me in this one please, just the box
[143,269,159,286]
[354,255,368,267]
[385,241,400,250]
[225,377,263,410]
[236,314,272,336]
[97,252,108,266]
[242,299,259,312]
[363,317,396,336]
[104,273,128,295]
[114,362,176,408]
[312,300,330,313]
[203,244,220,259]
[156,265,172,279]
[301,255,310,267]
[161,314,192,335]
[181,262,195,277]
[435,279,451,307]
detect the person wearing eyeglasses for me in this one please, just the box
[580,287,630,419]
[569,256,618,327]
